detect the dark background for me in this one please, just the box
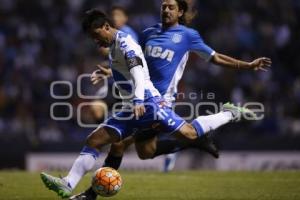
[0,0,300,169]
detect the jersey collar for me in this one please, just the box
[110,30,119,48]
[158,23,181,33]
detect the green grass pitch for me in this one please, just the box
[0,170,300,200]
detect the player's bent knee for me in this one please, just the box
[135,144,155,160]
[86,132,103,150]
[176,124,198,141]
[137,151,154,160]
[110,136,134,156]
[86,127,120,150]
[110,142,126,156]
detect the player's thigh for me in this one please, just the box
[103,110,136,139]
[86,126,121,150]
[155,105,198,141]
[134,135,158,160]
[109,136,135,156]
[157,106,186,134]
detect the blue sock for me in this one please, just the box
[191,120,205,137]
[80,146,100,159]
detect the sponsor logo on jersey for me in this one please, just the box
[145,45,175,62]
[172,33,182,43]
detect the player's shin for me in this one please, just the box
[103,154,123,169]
[153,137,187,158]
[64,146,99,189]
[103,136,134,169]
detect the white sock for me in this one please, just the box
[64,153,98,189]
[192,111,233,136]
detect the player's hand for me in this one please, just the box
[133,104,146,118]
[249,57,272,72]
[90,65,112,85]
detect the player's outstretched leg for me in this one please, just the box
[69,137,134,200]
[40,127,119,198]
[68,103,258,199]
[40,145,99,199]
[136,102,257,160]
[190,102,258,138]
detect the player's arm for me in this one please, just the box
[188,29,272,71]
[120,37,146,117]
[211,53,272,71]
[127,54,146,117]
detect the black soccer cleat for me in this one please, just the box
[192,135,219,158]
[69,187,97,200]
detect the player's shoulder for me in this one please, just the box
[117,30,129,38]
[178,25,205,42]
[142,23,161,35]
[177,25,200,36]
[121,25,133,33]
[117,31,137,46]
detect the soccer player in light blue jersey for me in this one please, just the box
[70,0,271,199]
[102,0,271,168]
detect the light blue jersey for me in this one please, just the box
[142,24,215,106]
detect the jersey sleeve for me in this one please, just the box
[119,33,143,61]
[187,28,215,62]
[118,33,145,102]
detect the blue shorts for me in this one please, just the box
[99,97,185,139]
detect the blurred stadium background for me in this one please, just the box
[1,0,300,173]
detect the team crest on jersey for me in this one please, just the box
[172,33,182,43]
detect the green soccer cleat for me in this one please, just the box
[222,102,259,122]
[40,172,72,198]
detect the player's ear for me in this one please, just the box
[178,10,183,18]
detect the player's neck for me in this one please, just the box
[110,28,118,43]
[162,22,179,29]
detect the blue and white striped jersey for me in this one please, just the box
[109,31,160,104]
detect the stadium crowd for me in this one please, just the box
[0,0,300,154]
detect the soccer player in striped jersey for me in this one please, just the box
[70,0,271,199]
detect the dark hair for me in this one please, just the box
[82,9,113,33]
[175,0,196,25]
[110,5,128,16]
